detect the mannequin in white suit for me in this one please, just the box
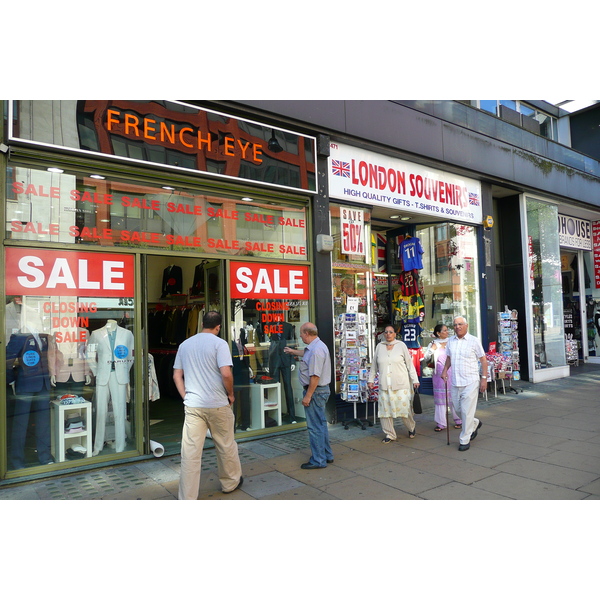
[87,320,134,455]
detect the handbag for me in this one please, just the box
[412,389,423,414]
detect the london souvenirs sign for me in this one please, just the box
[329,142,482,224]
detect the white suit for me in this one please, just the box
[87,323,134,455]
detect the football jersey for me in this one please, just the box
[399,270,420,296]
[399,237,424,270]
[400,323,422,348]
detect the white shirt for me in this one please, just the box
[446,332,485,386]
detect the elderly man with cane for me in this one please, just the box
[441,316,488,451]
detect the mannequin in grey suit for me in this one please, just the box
[87,320,134,455]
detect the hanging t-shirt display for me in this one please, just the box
[393,290,425,324]
[398,269,421,297]
[400,322,422,348]
[398,236,424,271]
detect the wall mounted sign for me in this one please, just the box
[329,142,482,224]
[9,100,317,194]
[6,248,135,297]
[558,214,592,250]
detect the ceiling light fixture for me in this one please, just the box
[389,214,399,219]
[90,174,105,179]
[400,216,411,221]
[268,130,283,153]
[241,197,254,202]
[47,167,64,173]
[162,186,175,190]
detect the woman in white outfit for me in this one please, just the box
[423,324,462,432]
[368,325,419,443]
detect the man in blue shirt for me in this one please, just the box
[284,322,334,469]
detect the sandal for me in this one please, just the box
[434,426,445,432]
[382,437,393,444]
[454,424,462,429]
[409,429,416,439]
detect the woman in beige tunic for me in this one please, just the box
[368,324,420,443]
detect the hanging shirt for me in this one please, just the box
[400,323,422,348]
[399,237,424,270]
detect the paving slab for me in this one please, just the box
[261,485,337,500]
[552,440,600,457]
[320,475,420,500]
[485,427,567,449]
[522,423,598,442]
[473,436,555,460]
[494,457,599,489]
[535,450,600,474]
[286,464,355,487]
[471,472,588,500]
[354,461,451,496]
[99,481,176,500]
[403,453,497,485]
[419,481,511,500]
[236,471,305,499]
[573,477,600,496]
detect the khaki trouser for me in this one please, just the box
[380,413,416,440]
[178,404,242,500]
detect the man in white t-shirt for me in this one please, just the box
[173,311,243,499]
[441,316,488,452]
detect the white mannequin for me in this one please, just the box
[87,320,134,456]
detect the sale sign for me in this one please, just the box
[230,262,309,299]
[6,248,135,297]
[340,207,365,256]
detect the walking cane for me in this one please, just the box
[444,378,450,446]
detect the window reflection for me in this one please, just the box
[526,199,566,370]
[417,222,480,341]
[230,297,310,429]
[6,164,308,260]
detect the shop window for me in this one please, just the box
[417,222,481,341]
[229,262,311,429]
[5,164,308,260]
[582,252,600,357]
[526,198,566,370]
[4,249,137,472]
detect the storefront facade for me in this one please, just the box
[1,100,321,481]
[4,99,600,483]
[325,141,487,416]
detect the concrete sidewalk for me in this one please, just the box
[2,364,600,500]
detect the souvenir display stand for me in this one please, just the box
[565,335,579,366]
[335,300,373,430]
[486,308,521,395]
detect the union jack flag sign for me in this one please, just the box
[332,159,351,177]
[468,192,480,206]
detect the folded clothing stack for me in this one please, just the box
[58,394,86,405]
[66,444,87,459]
[65,416,85,434]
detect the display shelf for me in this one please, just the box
[250,382,282,429]
[50,400,93,462]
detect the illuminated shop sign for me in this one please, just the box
[329,142,482,224]
[9,100,317,194]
